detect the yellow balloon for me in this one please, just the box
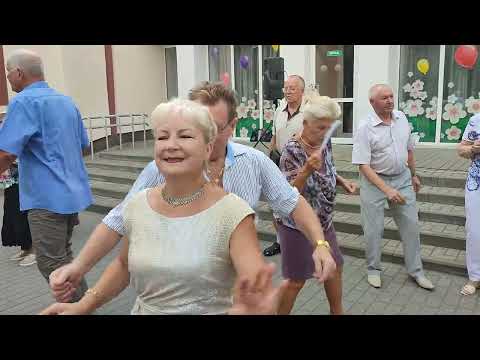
[272,45,280,52]
[417,58,429,75]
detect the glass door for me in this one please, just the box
[315,45,354,138]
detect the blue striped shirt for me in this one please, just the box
[103,141,300,235]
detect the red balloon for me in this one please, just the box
[221,72,230,86]
[454,45,478,70]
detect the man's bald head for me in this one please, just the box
[368,83,395,117]
[6,49,45,93]
[284,75,305,106]
[7,49,44,78]
[368,84,393,101]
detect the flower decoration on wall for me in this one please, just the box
[448,82,455,89]
[429,97,438,108]
[263,109,275,123]
[251,109,260,119]
[404,99,425,117]
[443,103,467,124]
[236,103,249,119]
[445,125,462,141]
[403,83,412,93]
[425,106,437,120]
[247,99,257,109]
[239,127,249,138]
[408,72,413,78]
[412,80,424,91]
[448,94,458,104]
[465,96,480,114]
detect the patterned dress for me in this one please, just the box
[280,138,337,231]
[463,114,480,281]
[275,138,344,280]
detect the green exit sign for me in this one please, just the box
[327,50,343,57]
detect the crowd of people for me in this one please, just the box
[0,49,478,315]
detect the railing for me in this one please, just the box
[83,113,150,160]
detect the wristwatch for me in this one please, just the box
[316,239,331,250]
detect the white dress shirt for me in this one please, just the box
[352,110,415,175]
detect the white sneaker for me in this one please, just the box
[414,276,435,290]
[367,274,381,288]
[9,250,29,261]
[18,254,36,267]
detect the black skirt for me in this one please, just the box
[1,183,32,250]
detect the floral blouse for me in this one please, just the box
[0,164,18,190]
[279,138,337,230]
[463,114,480,192]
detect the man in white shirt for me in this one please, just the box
[352,84,434,290]
[264,75,306,257]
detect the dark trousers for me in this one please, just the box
[2,183,32,251]
[27,209,88,302]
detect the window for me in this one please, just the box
[398,45,480,144]
[398,45,440,143]
[208,45,231,84]
[315,45,354,137]
[441,45,480,143]
[234,45,259,138]
[208,45,281,138]
[165,47,178,99]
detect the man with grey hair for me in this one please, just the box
[264,75,306,257]
[0,49,93,301]
[352,84,434,290]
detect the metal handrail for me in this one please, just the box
[83,113,150,160]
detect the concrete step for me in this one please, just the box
[334,165,467,189]
[85,158,150,173]
[89,180,131,199]
[255,220,467,277]
[98,151,153,163]
[256,195,465,226]
[88,167,139,185]
[255,208,465,250]
[86,162,466,208]
[92,150,467,189]
[336,185,465,206]
[87,195,121,215]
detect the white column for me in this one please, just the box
[176,45,210,98]
[176,45,196,98]
[281,45,308,81]
[353,45,394,131]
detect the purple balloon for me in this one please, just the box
[239,55,249,69]
[210,47,219,57]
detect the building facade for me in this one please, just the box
[2,45,478,146]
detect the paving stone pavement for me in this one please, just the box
[1,203,480,315]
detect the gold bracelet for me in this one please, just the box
[316,239,331,250]
[85,288,100,300]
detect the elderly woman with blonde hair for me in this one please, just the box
[41,98,287,315]
[276,91,357,315]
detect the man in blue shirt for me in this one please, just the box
[0,49,93,302]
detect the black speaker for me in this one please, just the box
[263,57,284,101]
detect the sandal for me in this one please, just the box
[460,280,480,296]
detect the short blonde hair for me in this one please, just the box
[303,90,341,122]
[151,99,218,143]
